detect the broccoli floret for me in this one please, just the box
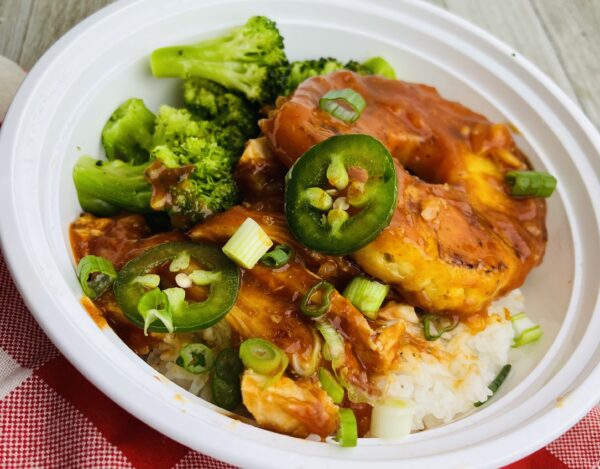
[183,78,258,136]
[73,156,152,216]
[343,60,372,76]
[101,98,155,165]
[285,58,346,94]
[148,106,239,223]
[150,16,289,104]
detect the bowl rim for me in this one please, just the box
[1,0,600,467]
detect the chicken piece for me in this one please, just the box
[234,137,287,212]
[241,370,338,438]
[189,205,360,288]
[261,71,547,315]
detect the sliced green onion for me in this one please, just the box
[370,398,414,439]
[327,155,349,191]
[239,338,287,376]
[301,281,335,318]
[319,367,344,404]
[506,171,557,198]
[260,244,294,268]
[291,328,322,377]
[319,88,366,123]
[362,56,396,79]
[222,217,273,269]
[137,288,173,335]
[304,187,333,211]
[214,348,244,383]
[316,320,346,369]
[169,251,190,272]
[76,255,117,299]
[337,408,358,447]
[163,287,186,316]
[343,277,389,320]
[176,343,215,374]
[189,269,222,285]
[474,364,512,407]
[133,274,161,289]
[421,314,459,341]
[211,376,241,410]
[511,312,543,347]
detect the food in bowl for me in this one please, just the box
[68,16,556,446]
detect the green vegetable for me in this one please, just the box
[72,156,152,216]
[149,105,240,223]
[370,398,413,439]
[133,274,161,289]
[301,281,335,318]
[76,255,117,299]
[285,134,398,255]
[315,320,346,369]
[239,338,287,375]
[113,242,240,333]
[318,367,344,404]
[361,57,396,79]
[102,98,155,165]
[511,312,543,347]
[319,88,366,123]
[222,217,273,269]
[474,364,512,407]
[506,170,557,198]
[337,408,358,447]
[176,343,216,374]
[211,376,241,410]
[260,244,294,268]
[421,313,460,341]
[183,77,258,152]
[343,277,389,320]
[214,348,244,383]
[151,16,289,105]
[137,288,174,335]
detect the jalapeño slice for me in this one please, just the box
[285,134,397,255]
[114,241,240,333]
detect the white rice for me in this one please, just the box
[145,290,522,434]
[382,289,521,431]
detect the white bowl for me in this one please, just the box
[1,0,600,467]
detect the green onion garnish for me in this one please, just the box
[337,408,358,447]
[343,277,389,320]
[260,244,294,268]
[211,377,241,410]
[505,171,557,198]
[318,367,344,404]
[421,313,459,341]
[370,398,414,439]
[319,88,366,123]
[301,281,335,318]
[76,255,117,299]
[214,348,244,383]
[222,217,273,269]
[474,364,512,407]
[176,343,216,374]
[137,287,173,335]
[511,312,543,347]
[362,56,396,79]
[315,320,346,369]
[239,338,288,376]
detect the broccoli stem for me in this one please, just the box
[73,156,152,216]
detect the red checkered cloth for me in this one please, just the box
[1,61,599,469]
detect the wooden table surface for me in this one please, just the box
[0,0,599,130]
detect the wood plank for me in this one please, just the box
[0,0,34,64]
[444,0,578,102]
[18,0,114,70]
[531,0,600,129]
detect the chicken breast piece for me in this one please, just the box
[241,370,338,438]
[261,71,547,315]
